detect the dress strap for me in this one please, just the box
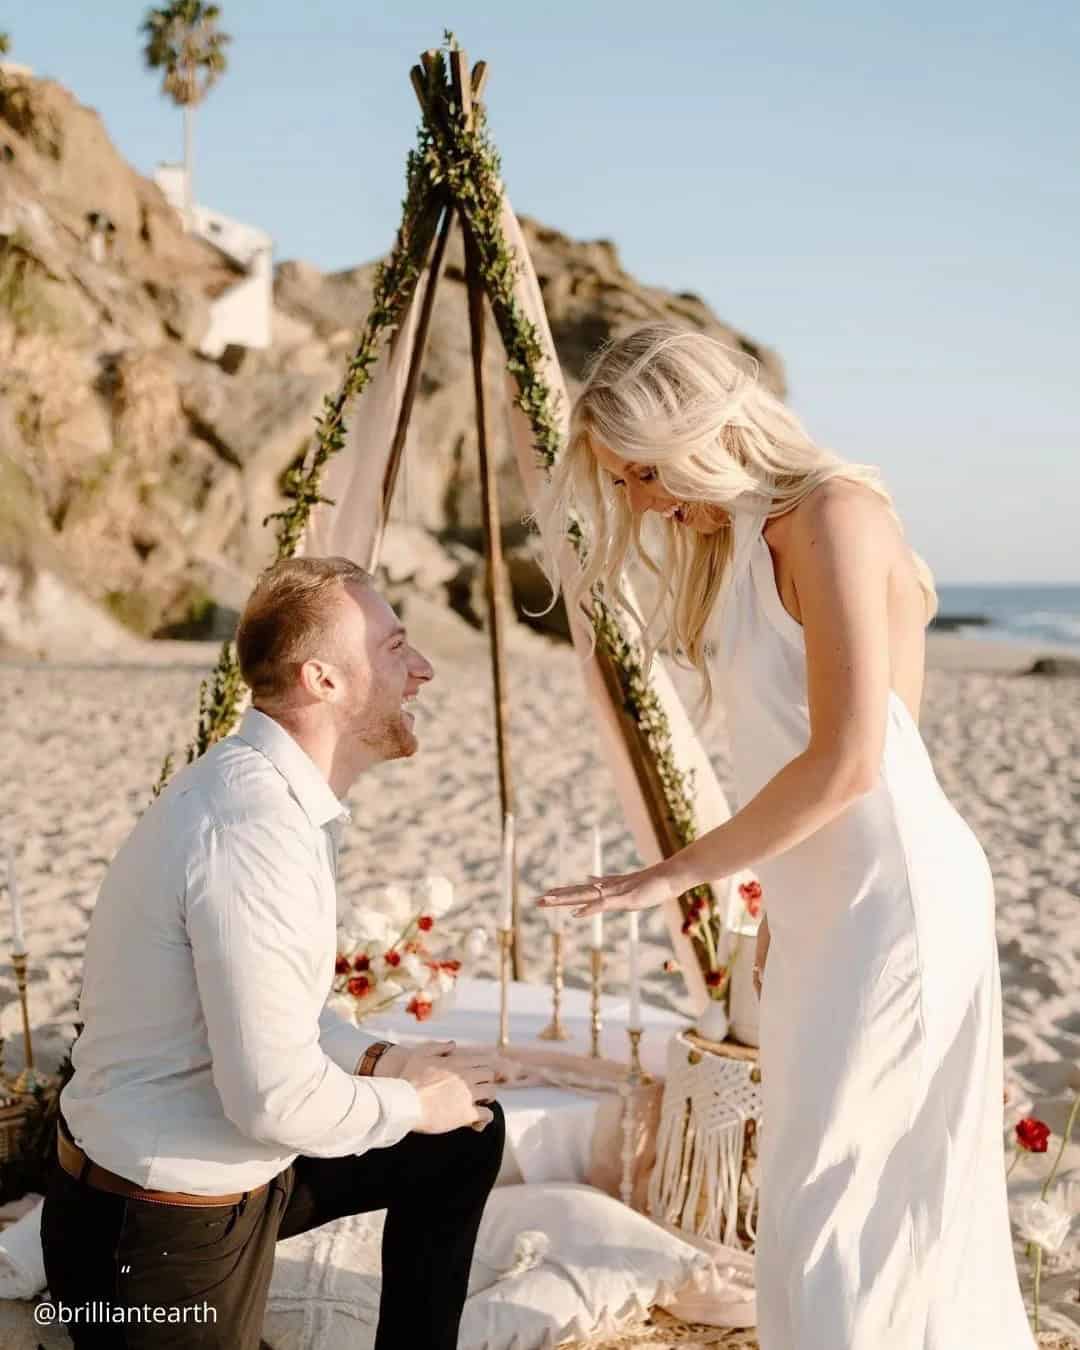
[729,509,768,585]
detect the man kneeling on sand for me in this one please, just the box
[41,556,506,1350]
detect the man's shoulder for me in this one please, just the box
[158,733,310,837]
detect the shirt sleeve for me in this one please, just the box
[185,818,422,1157]
[318,1000,389,1076]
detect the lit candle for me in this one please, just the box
[590,826,604,950]
[627,910,641,1030]
[496,813,515,930]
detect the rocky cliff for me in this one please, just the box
[0,67,785,658]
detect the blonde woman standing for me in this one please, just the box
[536,324,1034,1349]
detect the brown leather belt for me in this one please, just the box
[56,1117,269,1208]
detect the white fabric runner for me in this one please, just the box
[361,977,685,1186]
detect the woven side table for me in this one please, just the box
[647,1029,762,1250]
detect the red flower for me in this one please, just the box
[418,915,434,932]
[352,954,370,972]
[1015,1118,1051,1153]
[705,968,727,989]
[334,955,351,975]
[739,880,763,918]
[384,950,401,968]
[347,975,372,997]
[690,894,707,915]
[407,995,433,1022]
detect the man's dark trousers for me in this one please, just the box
[41,1103,506,1349]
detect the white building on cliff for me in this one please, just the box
[155,164,272,361]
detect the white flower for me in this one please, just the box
[419,874,455,918]
[400,951,429,985]
[341,908,393,949]
[381,883,415,926]
[464,927,489,960]
[433,967,457,996]
[1017,1198,1073,1253]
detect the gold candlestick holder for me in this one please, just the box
[619,1026,654,1210]
[11,949,34,1072]
[627,1027,653,1084]
[538,929,570,1041]
[589,948,604,1057]
[497,927,513,1050]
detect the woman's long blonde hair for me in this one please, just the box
[535,322,938,707]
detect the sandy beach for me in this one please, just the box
[1,608,1077,1345]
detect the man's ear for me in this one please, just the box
[299,659,341,702]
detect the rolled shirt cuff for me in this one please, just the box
[360,1075,424,1149]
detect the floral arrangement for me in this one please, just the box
[328,876,488,1025]
[676,877,763,1004]
[1006,1093,1079,1333]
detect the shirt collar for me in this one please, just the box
[235,707,351,831]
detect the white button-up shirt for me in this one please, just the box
[61,707,421,1195]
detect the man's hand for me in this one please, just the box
[372,1040,498,1132]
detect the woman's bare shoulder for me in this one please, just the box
[782,476,904,556]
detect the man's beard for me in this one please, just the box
[347,702,417,761]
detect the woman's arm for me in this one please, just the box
[538,481,900,917]
[665,479,895,891]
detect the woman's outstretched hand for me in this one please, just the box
[535,862,680,918]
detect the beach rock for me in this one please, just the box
[0,65,788,658]
[1025,656,1080,678]
[929,612,990,631]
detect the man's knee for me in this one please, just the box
[454,1098,505,1194]
[480,1099,506,1173]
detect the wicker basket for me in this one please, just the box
[0,1092,29,1164]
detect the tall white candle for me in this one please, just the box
[543,824,567,933]
[627,910,641,1029]
[496,813,515,930]
[545,847,569,934]
[590,826,604,950]
[6,846,26,954]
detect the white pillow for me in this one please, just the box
[265,1184,713,1350]
[265,1208,383,1350]
[461,1183,714,1349]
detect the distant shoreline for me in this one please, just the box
[925,631,1080,673]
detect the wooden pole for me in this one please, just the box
[451,47,521,978]
[590,628,685,855]
[367,202,454,570]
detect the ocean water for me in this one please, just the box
[934,585,1080,651]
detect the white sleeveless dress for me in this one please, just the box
[709,508,1036,1349]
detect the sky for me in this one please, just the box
[9,1,1079,583]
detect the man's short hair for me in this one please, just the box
[236,556,373,703]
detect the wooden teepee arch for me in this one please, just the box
[166,36,740,1009]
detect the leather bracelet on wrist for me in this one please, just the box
[356,1041,393,1077]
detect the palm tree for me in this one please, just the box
[139,2,231,230]
[0,32,11,57]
